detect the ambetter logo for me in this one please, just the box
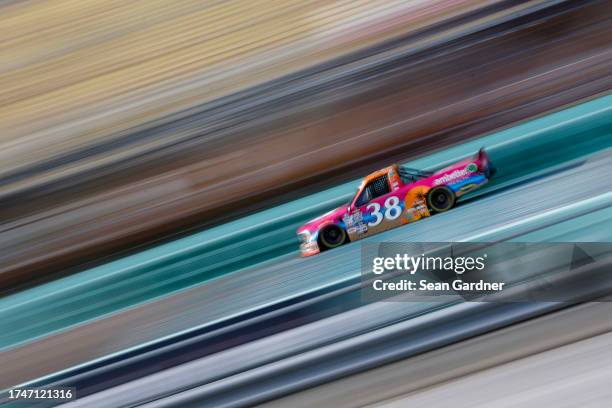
[433,169,468,186]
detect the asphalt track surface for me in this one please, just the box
[56,249,612,407]
[3,149,611,396]
[378,331,612,408]
[1,0,610,290]
[262,301,612,408]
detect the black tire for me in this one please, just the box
[427,186,456,213]
[319,225,347,250]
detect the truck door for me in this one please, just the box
[353,174,404,237]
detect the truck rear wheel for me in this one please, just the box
[427,186,456,213]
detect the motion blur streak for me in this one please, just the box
[2,148,611,391]
[1,94,609,358]
[261,302,612,408]
[377,332,612,407]
[1,1,611,407]
[58,256,612,408]
[0,0,481,158]
[1,0,610,290]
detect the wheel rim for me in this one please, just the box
[434,191,449,208]
[429,188,454,212]
[322,226,345,247]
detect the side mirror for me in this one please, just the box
[347,205,353,213]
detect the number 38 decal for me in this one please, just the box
[366,196,402,227]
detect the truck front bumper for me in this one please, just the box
[300,241,320,257]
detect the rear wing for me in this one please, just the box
[475,147,496,177]
[476,147,491,167]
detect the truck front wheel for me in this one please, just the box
[319,225,347,250]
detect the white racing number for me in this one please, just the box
[384,196,401,220]
[366,202,383,227]
[366,196,401,226]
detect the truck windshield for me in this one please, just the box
[355,187,372,207]
[354,175,389,207]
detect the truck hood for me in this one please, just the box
[298,205,349,233]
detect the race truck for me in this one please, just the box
[297,148,495,256]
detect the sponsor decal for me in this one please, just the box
[466,163,478,173]
[459,183,478,193]
[343,211,368,235]
[433,168,468,186]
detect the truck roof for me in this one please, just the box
[360,164,398,186]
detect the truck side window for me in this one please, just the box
[370,175,390,197]
[356,175,390,207]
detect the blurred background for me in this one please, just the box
[0,0,611,407]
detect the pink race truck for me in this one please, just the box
[297,148,495,256]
